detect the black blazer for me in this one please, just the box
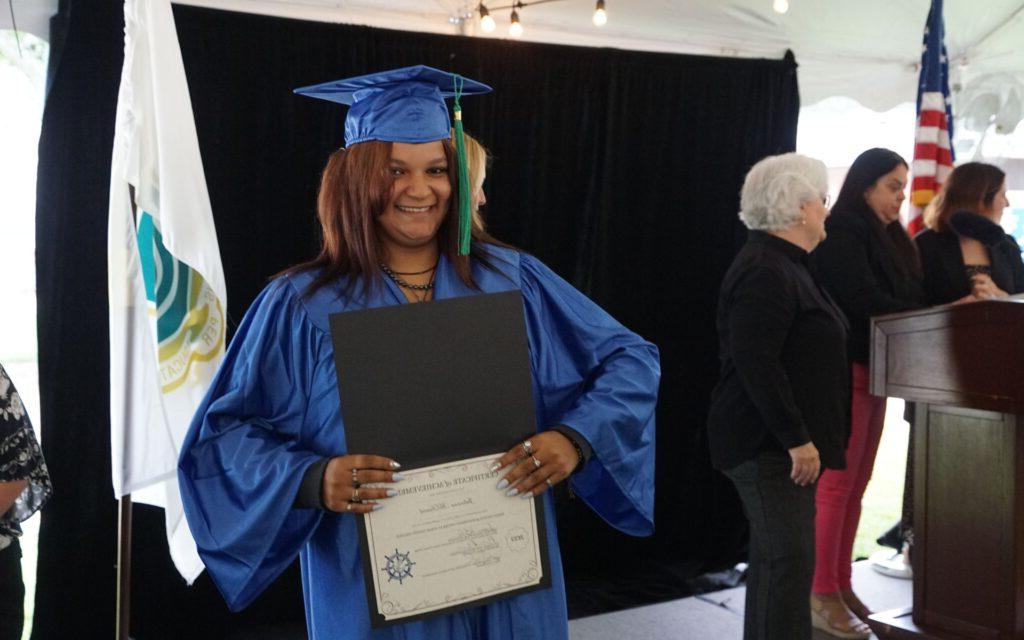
[915,228,1024,305]
[812,210,924,364]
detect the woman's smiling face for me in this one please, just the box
[376,141,452,250]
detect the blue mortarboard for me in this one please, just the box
[294,65,491,146]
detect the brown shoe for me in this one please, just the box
[810,593,872,639]
[840,587,873,622]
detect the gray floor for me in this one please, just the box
[569,560,912,640]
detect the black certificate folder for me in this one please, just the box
[330,291,552,628]
[330,290,538,466]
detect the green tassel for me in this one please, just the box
[453,75,472,256]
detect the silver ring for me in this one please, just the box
[545,478,553,487]
[531,455,542,468]
[521,440,533,455]
[352,468,360,487]
[352,488,360,502]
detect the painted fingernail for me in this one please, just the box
[489,461,502,472]
[520,491,534,499]
[392,473,406,482]
[390,461,402,469]
[506,487,519,497]
[496,478,509,490]
[386,489,399,497]
[372,504,384,511]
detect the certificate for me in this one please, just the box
[361,454,550,626]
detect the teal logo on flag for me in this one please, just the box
[137,212,225,393]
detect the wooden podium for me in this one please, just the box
[867,299,1024,640]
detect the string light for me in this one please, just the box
[772,0,789,14]
[478,4,496,32]
[509,4,523,37]
[476,0,606,35]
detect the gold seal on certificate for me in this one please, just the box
[364,454,545,623]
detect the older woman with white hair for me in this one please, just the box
[707,153,850,640]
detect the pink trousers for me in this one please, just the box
[812,362,886,594]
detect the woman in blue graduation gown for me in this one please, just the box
[177,66,659,640]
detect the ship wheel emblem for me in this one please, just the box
[382,548,416,584]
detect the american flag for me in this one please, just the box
[908,0,955,236]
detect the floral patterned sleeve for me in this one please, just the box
[0,363,52,544]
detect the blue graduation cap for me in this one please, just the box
[295,65,492,254]
[294,65,491,146]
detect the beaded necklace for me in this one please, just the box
[380,262,437,302]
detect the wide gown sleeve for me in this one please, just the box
[519,255,660,537]
[178,278,326,611]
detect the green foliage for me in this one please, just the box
[0,29,49,90]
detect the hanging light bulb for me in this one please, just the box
[509,8,523,37]
[593,0,607,26]
[479,4,495,33]
[772,0,789,13]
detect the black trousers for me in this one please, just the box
[725,451,816,640]
[0,538,24,640]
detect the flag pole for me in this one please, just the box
[116,495,133,640]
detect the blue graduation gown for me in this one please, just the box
[178,245,659,639]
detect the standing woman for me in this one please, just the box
[917,162,1022,304]
[708,153,849,640]
[810,148,925,637]
[177,66,659,640]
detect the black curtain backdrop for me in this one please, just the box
[32,3,798,638]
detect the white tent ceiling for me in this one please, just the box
[5,0,1024,111]
[4,0,58,41]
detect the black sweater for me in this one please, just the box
[708,232,850,471]
[812,210,924,364]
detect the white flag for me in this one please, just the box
[108,0,227,583]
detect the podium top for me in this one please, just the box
[870,298,1024,413]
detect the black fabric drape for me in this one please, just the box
[33,1,121,637]
[33,4,798,637]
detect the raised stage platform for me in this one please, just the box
[569,561,913,640]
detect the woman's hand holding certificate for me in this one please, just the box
[322,454,404,514]
[490,431,580,497]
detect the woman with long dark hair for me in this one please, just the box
[177,66,659,640]
[810,148,925,638]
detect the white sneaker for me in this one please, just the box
[870,549,912,580]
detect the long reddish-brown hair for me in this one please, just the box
[287,139,506,295]
[926,162,1007,232]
